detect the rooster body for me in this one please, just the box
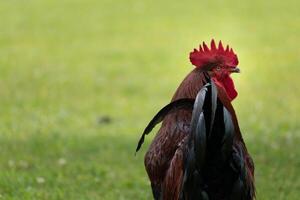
[136,40,255,200]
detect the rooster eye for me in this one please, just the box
[216,66,221,71]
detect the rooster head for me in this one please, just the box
[190,39,240,101]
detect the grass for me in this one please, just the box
[0,0,299,199]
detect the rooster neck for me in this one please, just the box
[172,68,206,101]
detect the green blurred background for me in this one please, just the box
[0,0,299,199]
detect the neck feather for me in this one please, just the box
[171,68,206,101]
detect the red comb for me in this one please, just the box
[189,39,238,68]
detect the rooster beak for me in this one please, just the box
[230,67,240,73]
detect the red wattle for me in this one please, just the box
[222,75,238,101]
[212,75,238,101]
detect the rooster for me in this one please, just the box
[136,40,255,200]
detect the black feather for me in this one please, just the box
[209,79,218,137]
[189,83,210,146]
[229,143,251,199]
[190,84,210,169]
[194,112,206,170]
[221,108,234,161]
[231,177,245,200]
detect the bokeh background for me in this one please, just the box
[0,0,299,199]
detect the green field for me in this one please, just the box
[0,0,299,199]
